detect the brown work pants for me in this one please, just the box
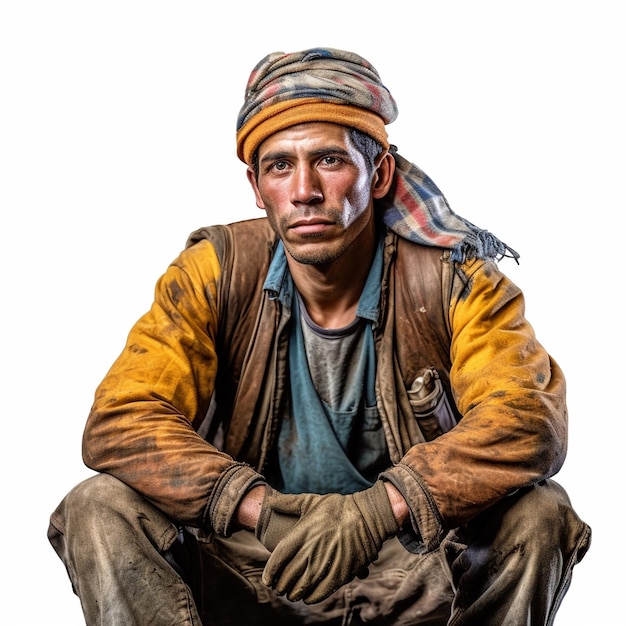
[48,474,590,625]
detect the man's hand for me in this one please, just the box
[234,485,322,551]
[262,480,399,604]
[255,487,322,551]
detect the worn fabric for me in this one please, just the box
[79,218,570,551]
[281,300,381,494]
[255,487,322,552]
[51,217,591,622]
[48,473,590,625]
[236,47,518,263]
[236,48,397,164]
[381,150,519,262]
[269,236,387,494]
[262,480,400,604]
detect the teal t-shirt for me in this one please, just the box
[263,236,390,494]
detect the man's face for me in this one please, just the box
[247,122,377,266]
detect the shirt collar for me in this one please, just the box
[263,233,384,323]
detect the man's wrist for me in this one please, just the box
[234,485,266,531]
[383,481,410,526]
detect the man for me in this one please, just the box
[48,48,590,625]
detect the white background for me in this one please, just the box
[1,2,623,624]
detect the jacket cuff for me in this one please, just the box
[381,463,446,553]
[206,463,265,536]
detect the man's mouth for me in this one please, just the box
[290,218,334,236]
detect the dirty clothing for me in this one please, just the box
[49,217,590,623]
[269,236,387,495]
[78,218,569,547]
[48,473,589,625]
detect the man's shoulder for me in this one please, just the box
[185,217,276,253]
[392,232,451,268]
[181,218,278,292]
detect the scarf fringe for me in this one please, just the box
[449,227,520,264]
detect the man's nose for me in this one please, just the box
[291,166,323,204]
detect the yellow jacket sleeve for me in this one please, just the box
[82,239,261,530]
[385,259,567,547]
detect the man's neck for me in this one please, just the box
[286,226,378,330]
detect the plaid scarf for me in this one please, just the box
[237,48,518,263]
[382,149,518,263]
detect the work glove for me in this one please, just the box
[255,486,322,551]
[262,480,399,604]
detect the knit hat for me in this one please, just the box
[236,47,518,263]
[237,48,396,165]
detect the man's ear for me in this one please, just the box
[371,151,395,199]
[246,166,266,210]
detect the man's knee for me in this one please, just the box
[504,481,564,535]
[451,479,590,572]
[48,473,179,560]
[50,474,136,535]
[500,480,590,558]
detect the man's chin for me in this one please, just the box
[283,243,341,267]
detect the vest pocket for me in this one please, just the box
[407,369,457,438]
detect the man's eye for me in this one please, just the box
[322,156,339,166]
[272,161,289,172]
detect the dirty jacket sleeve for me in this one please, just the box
[82,239,263,533]
[383,257,568,551]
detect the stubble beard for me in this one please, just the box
[275,207,350,266]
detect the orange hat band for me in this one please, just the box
[236,98,389,165]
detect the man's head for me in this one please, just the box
[237,48,397,268]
